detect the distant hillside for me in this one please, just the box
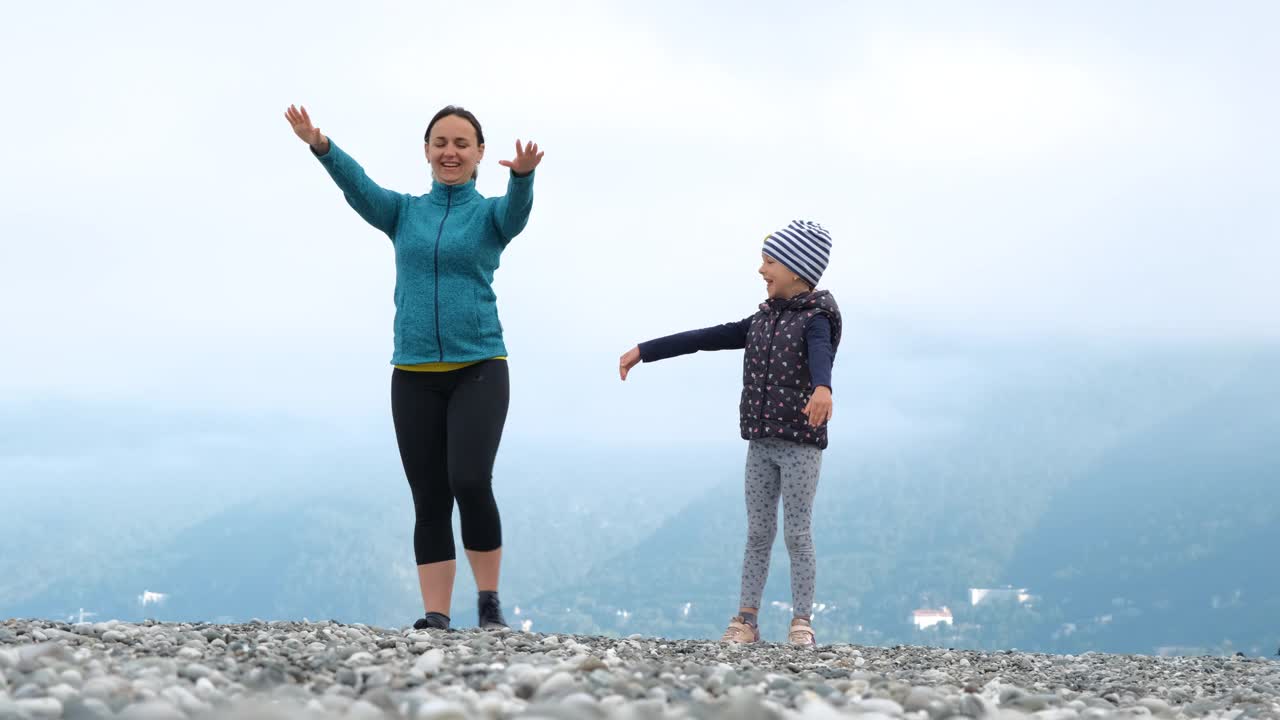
[1,432,730,629]
[1005,350,1280,655]
[521,345,1280,654]
[6,342,1277,656]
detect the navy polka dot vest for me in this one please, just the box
[739,290,842,449]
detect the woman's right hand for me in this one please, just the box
[284,104,328,152]
[619,346,641,381]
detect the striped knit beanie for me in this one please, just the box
[763,220,832,288]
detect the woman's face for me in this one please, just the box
[426,115,484,185]
[759,253,810,299]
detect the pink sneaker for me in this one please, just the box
[788,617,816,647]
[721,616,760,644]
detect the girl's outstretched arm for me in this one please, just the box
[619,317,751,381]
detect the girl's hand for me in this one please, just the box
[499,140,544,175]
[619,346,641,381]
[802,386,833,427]
[284,104,328,152]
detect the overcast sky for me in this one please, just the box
[1,1,1275,442]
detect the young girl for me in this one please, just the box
[619,220,841,646]
[284,104,544,631]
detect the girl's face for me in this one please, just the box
[426,115,484,185]
[759,253,811,299]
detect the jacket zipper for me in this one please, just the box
[757,308,784,424]
[761,306,784,385]
[432,186,454,361]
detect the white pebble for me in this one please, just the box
[415,699,469,720]
[534,671,576,700]
[799,698,847,720]
[194,677,219,700]
[346,651,376,666]
[346,699,385,719]
[321,694,354,713]
[81,676,123,700]
[45,684,78,703]
[161,685,210,714]
[854,698,905,716]
[414,648,445,675]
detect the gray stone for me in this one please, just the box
[957,694,990,718]
[177,662,213,681]
[118,700,187,720]
[14,698,62,719]
[16,643,67,672]
[160,685,209,714]
[769,676,795,693]
[44,684,78,704]
[1005,693,1059,712]
[80,676,126,701]
[62,697,113,720]
[1138,697,1173,717]
[415,699,469,720]
[578,656,608,672]
[346,699,385,720]
[856,697,905,716]
[904,687,940,712]
[346,651,376,666]
[1183,699,1224,716]
[12,685,44,701]
[362,668,393,689]
[534,671,577,701]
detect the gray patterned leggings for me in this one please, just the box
[739,437,823,617]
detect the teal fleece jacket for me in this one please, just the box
[314,139,534,364]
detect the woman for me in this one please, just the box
[284,103,543,630]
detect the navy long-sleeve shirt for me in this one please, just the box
[637,315,834,390]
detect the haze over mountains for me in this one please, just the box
[4,330,1277,657]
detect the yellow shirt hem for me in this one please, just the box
[394,357,507,372]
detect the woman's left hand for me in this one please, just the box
[802,386,833,427]
[499,140,544,175]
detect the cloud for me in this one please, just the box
[826,35,1112,168]
[364,2,776,143]
[1,2,1277,419]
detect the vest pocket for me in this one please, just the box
[762,385,808,426]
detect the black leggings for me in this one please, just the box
[390,360,509,565]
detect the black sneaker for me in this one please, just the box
[412,612,450,630]
[478,594,509,630]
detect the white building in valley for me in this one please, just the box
[912,608,953,630]
[138,590,169,607]
[970,587,1032,606]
